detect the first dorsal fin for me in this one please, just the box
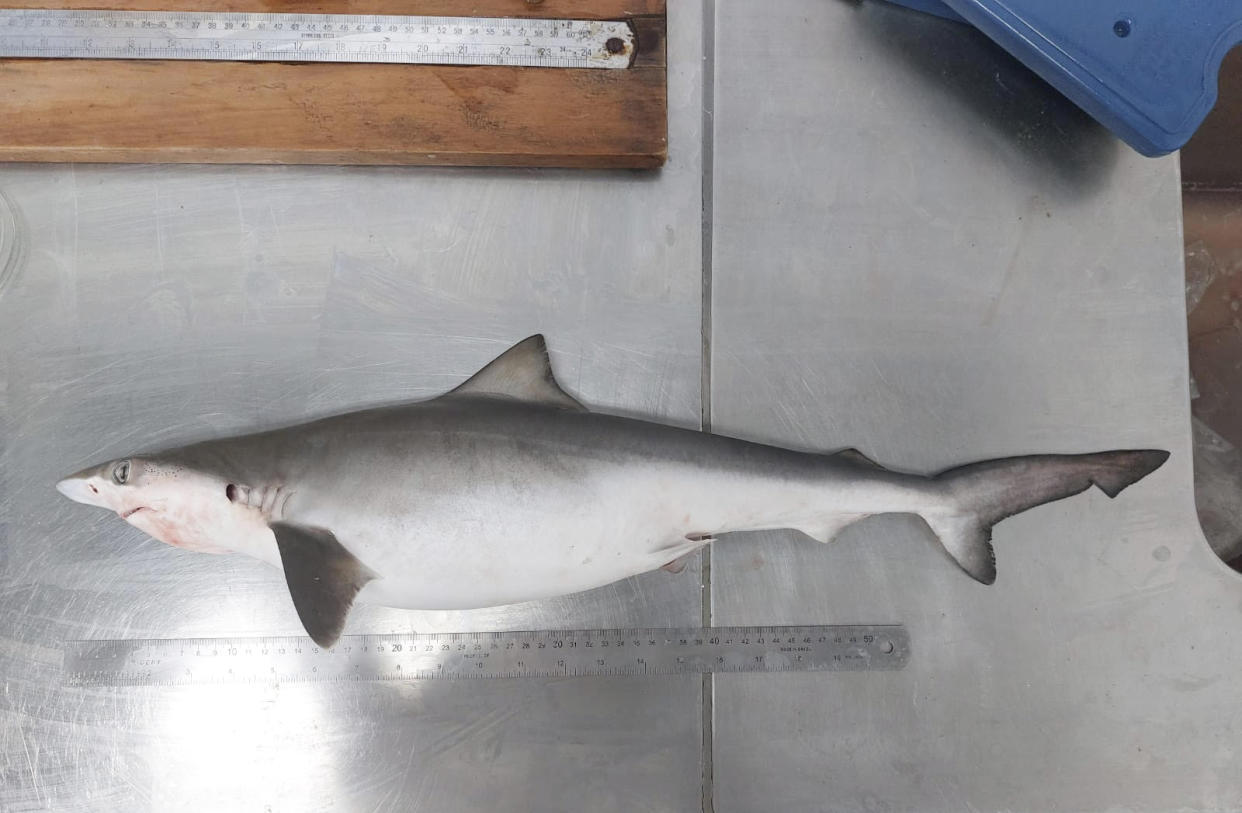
[449,335,585,411]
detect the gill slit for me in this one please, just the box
[275,488,293,522]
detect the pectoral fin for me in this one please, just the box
[270,522,376,648]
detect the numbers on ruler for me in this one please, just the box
[64,626,902,687]
[0,10,628,66]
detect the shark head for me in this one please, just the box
[57,456,246,554]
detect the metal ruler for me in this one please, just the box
[63,625,909,687]
[0,10,635,68]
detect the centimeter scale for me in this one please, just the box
[0,9,637,68]
[64,625,911,686]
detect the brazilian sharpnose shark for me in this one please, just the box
[56,335,1169,647]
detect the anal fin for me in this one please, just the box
[270,522,376,648]
[794,513,871,544]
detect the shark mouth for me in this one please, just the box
[120,506,148,519]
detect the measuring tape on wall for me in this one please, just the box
[63,625,910,687]
[0,9,635,68]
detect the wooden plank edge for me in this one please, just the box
[0,145,667,168]
[630,14,666,69]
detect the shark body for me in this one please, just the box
[56,336,1169,646]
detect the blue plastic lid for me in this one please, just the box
[883,0,1242,156]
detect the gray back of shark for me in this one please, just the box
[57,335,1169,647]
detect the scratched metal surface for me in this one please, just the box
[709,3,1241,812]
[3,0,1235,810]
[0,3,704,809]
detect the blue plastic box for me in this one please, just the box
[884,0,1242,155]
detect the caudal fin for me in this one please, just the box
[921,449,1169,584]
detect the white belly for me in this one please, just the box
[271,460,917,612]
[339,469,743,609]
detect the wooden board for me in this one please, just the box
[0,0,666,166]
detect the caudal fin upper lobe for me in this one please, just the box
[919,450,1169,584]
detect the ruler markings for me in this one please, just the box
[0,9,636,68]
[63,625,909,687]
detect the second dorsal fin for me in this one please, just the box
[834,447,890,471]
[449,335,585,411]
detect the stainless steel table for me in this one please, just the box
[2,2,1236,811]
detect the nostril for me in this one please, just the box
[89,484,98,494]
[226,483,238,502]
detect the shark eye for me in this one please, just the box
[112,460,131,485]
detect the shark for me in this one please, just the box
[56,335,1169,647]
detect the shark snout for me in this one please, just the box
[56,470,108,509]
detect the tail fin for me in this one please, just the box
[921,449,1169,585]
